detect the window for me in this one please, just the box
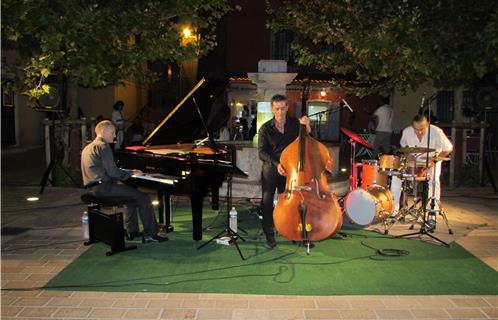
[270,31,294,64]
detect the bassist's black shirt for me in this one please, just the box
[258,117,300,167]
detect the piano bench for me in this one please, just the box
[81,194,134,214]
[80,193,137,256]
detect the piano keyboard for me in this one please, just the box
[131,173,179,185]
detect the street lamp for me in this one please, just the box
[180,25,197,47]
[179,24,199,96]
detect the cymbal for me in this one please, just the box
[398,146,435,154]
[432,156,451,161]
[340,128,373,150]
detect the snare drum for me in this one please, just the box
[405,161,429,180]
[361,160,388,188]
[379,154,402,172]
[345,185,394,226]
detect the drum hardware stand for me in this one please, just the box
[380,215,397,235]
[396,96,449,247]
[426,169,453,235]
[396,179,449,246]
[348,139,358,191]
[396,153,423,227]
[403,171,425,228]
[197,170,246,260]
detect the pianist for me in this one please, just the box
[81,120,167,243]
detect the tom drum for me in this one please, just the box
[361,160,388,188]
[405,161,429,180]
[379,154,402,173]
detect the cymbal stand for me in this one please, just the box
[396,178,449,246]
[337,138,358,207]
[426,163,453,234]
[348,139,358,191]
[401,153,425,228]
[406,178,425,229]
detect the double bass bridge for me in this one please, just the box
[287,179,326,199]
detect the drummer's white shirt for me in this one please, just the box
[393,124,453,209]
[400,124,453,156]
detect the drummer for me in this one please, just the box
[394,113,453,213]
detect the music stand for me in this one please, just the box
[197,164,248,260]
[395,95,449,247]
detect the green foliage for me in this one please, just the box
[1,0,233,100]
[267,0,498,96]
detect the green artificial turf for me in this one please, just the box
[45,205,498,295]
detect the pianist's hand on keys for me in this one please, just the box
[132,169,144,176]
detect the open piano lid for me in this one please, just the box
[143,78,229,147]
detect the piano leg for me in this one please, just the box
[157,190,174,233]
[191,192,204,241]
[211,188,220,210]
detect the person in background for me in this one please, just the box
[258,94,311,248]
[81,120,167,243]
[241,105,250,138]
[371,96,394,158]
[217,125,230,141]
[246,115,257,140]
[112,101,125,150]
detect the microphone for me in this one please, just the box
[341,99,353,113]
[420,93,426,109]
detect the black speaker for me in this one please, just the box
[34,74,66,112]
[475,87,498,111]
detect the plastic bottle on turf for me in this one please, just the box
[229,207,238,233]
[82,211,89,240]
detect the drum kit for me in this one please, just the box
[340,128,452,234]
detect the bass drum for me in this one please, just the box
[344,185,394,226]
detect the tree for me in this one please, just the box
[267,0,498,96]
[2,0,234,116]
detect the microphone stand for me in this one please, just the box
[396,94,449,246]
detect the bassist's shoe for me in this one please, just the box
[265,234,277,248]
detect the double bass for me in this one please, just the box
[273,79,342,251]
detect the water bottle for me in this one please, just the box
[427,212,436,230]
[82,211,89,240]
[229,207,238,233]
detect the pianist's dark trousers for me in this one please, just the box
[261,163,286,236]
[91,182,158,236]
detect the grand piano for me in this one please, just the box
[116,78,244,241]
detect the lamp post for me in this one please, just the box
[180,25,199,97]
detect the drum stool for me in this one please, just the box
[80,193,137,256]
